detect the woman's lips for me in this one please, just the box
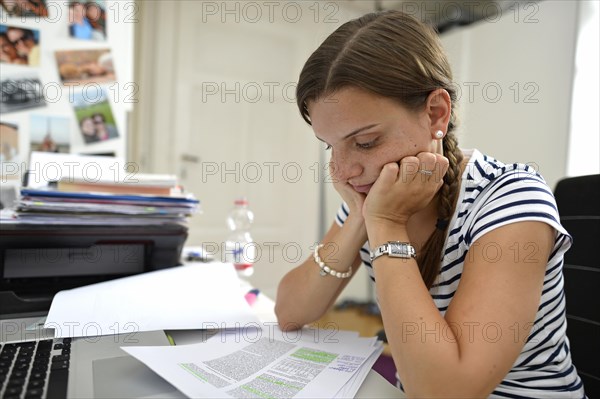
[352,183,373,194]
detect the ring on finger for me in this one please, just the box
[419,169,433,175]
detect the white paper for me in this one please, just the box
[333,344,384,398]
[27,152,125,188]
[123,327,382,399]
[44,263,259,338]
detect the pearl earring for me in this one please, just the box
[435,130,444,139]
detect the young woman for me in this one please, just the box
[275,10,586,398]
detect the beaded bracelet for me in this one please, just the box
[313,244,352,279]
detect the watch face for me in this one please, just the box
[370,242,415,261]
[388,242,413,258]
[389,242,406,256]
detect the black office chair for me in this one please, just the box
[554,174,600,396]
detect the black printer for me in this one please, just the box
[0,222,187,316]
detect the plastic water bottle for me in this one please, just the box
[224,198,256,277]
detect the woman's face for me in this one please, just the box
[308,87,438,194]
[6,29,30,56]
[81,118,95,135]
[0,36,18,60]
[86,3,101,21]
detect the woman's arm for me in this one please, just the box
[370,220,553,398]
[275,214,367,329]
[362,155,556,397]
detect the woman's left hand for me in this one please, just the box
[363,152,449,229]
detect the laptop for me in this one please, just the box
[0,314,185,398]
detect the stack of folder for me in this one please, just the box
[55,174,179,196]
[13,174,200,226]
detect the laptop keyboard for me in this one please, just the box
[0,338,71,399]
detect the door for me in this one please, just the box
[132,1,366,295]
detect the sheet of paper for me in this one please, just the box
[27,152,125,188]
[45,263,259,338]
[333,344,384,398]
[123,327,382,399]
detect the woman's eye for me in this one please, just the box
[324,144,332,150]
[356,140,375,149]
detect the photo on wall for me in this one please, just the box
[0,121,18,163]
[0,121,20,185]
[71,87,119,143]
[55,48,115,86]
[68,0,106,41]
[0,73,46,114]
[0,0,48,18]
[0,25,40,66]
[30,114,70,154]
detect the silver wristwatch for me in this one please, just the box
[370,241,416,262]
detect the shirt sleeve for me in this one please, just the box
[466,168,572,258]
[334,202,350,227]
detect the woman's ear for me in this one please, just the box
[426,88,452,136]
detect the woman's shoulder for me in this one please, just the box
[456,149,568,245]
[461,148,551,196]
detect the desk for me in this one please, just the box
[0,281,405,398]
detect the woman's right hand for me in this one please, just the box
[329,160,366,223]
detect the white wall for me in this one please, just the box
[440,1,579,190]
[567,1,599,177]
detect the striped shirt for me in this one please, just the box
[335,149,586,398]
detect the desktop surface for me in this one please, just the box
[1,290,405,398]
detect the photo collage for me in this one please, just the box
[0,0,120,195]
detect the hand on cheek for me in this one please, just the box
[329,161,366,222]
[363,152,449,227]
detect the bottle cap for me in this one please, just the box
[234,198,249,206]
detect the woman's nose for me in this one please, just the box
[329,151,362,182]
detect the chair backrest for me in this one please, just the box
[554,174,600,396]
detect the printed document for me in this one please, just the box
[123,327,383,398]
